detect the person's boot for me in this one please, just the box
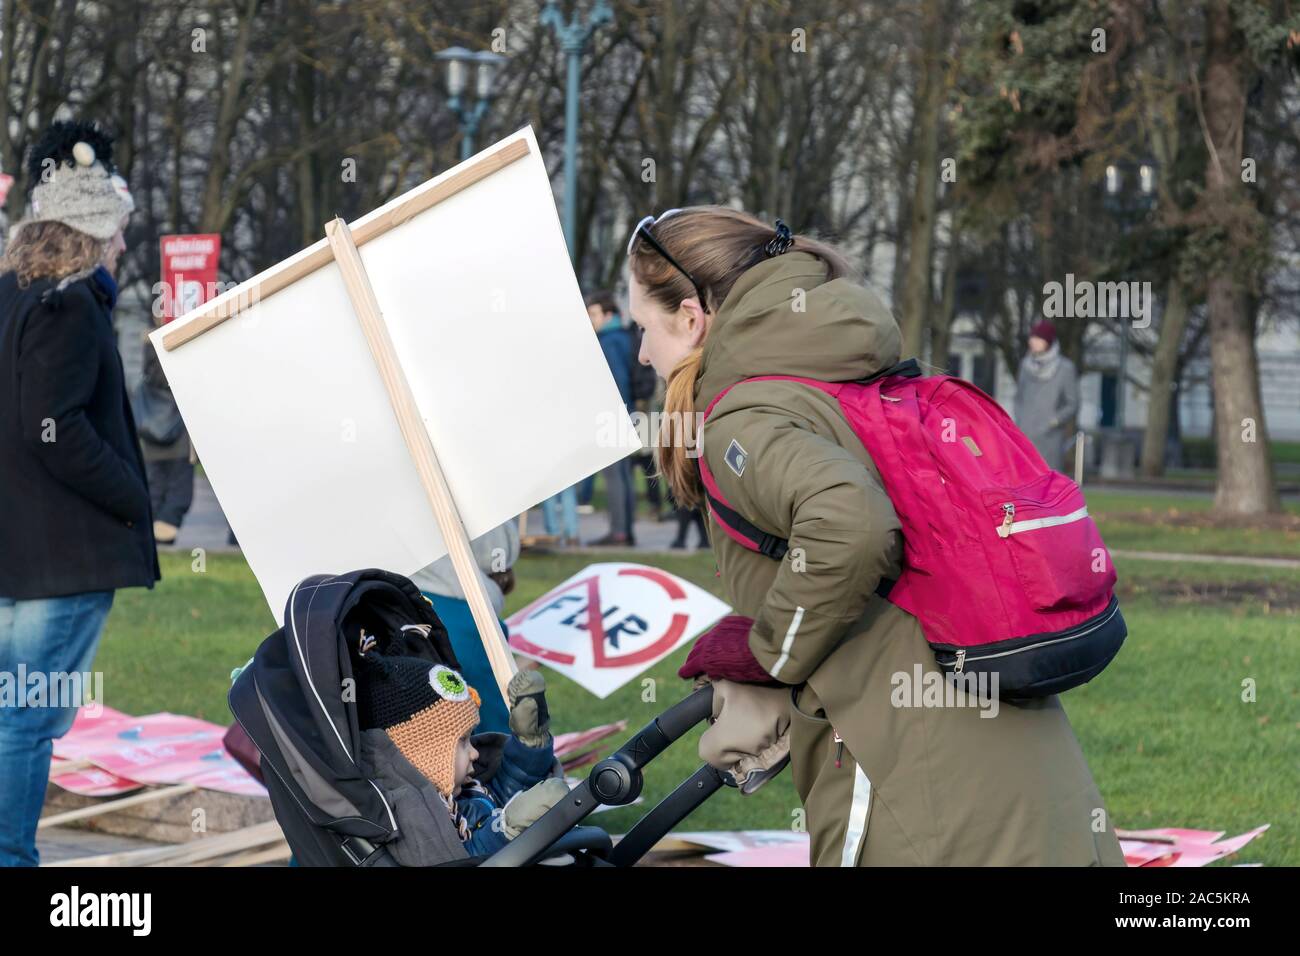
[590,533,631,547]
[153,520,179,545]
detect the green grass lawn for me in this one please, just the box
[1085,490,1300,559]
[90,545,1297,865]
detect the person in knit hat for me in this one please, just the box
[1014,319,1079,473]
[0,119,156,866]
[14,120,134,246]
[354,636,568,856]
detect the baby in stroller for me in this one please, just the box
[353,633,569,857]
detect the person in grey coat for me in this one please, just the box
[1014,320,1079,472]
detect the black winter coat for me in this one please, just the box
[0,268,159,599]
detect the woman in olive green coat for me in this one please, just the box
[626,206,1124,866]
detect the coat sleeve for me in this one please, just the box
[17,296,150,524]
[703,402,901,685]
[459,794,510,856]
[486,734,555,805]
[1052,359,1079,428]
[599,331,634,407]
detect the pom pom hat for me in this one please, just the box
[354,637,481,798]
[16,119,134,241]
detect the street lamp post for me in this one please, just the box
[540,0,613,264]
[436,47,507,161]
[1101,160,1157,431]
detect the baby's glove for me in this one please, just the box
[507,669,551,748]
[501,777,569,840]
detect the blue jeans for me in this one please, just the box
[541,485,578,540]
[602,455,636,538]
[0,591,114,866]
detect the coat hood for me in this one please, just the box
[694,251,902,405]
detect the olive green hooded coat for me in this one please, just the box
[695,252,1125,867]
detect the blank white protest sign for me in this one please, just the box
[152,127,641,623]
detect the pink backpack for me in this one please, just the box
[698,359,1126,699]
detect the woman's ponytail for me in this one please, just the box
[656,347,705,510]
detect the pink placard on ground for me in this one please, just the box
[1121,825,1269,867]
[1120,827,1226,843]
[706,842,811,867]
[666,830,810,854]
[54,712,222,761]
[90,737,227,782]
[49,763,141,798]
[1121,841,1176,867]
[52,706,266,797]
[1165,825,1270,867]
[553,721,627,757]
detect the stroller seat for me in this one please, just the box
[230,569,737,867]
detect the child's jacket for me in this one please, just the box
[454,733,556,856]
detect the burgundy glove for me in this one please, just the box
[678,615,777,685]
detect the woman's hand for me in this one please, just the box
[678,615,776,684]
[698,678,792,795]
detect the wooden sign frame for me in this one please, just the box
[160,141,535,701]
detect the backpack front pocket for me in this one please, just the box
[983,474,1115,612]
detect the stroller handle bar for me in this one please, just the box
[482,684,715,867]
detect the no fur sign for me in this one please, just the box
[506,563,730,698]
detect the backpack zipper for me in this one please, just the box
[943,600,1120,667]
[997,501,1090,538]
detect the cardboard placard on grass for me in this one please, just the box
[151,127,640,698]
[506,562,731,698]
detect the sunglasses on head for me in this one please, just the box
[626,209,711,314]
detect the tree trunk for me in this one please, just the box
[199,0,259,234]
[295,55,319,249]
[1139,280,1189,477]
[897,0,944,360]
[1201,0,1280,514]
[929,230,959,374]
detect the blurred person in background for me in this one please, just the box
[585,289,637,546]
[1014,320,1079,473]
[135,317,194,544]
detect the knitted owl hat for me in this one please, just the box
[17,120,134,242]
[354,634,481,798]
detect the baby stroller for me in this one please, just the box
[229,568,731,867]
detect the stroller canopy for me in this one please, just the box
[229,569,459,848]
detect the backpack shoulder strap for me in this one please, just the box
[854,357,923,386]
[701,483,791,560]
[696,377,796,561]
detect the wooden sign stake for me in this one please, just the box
[324,217,517,703]
[37,782,198,830]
